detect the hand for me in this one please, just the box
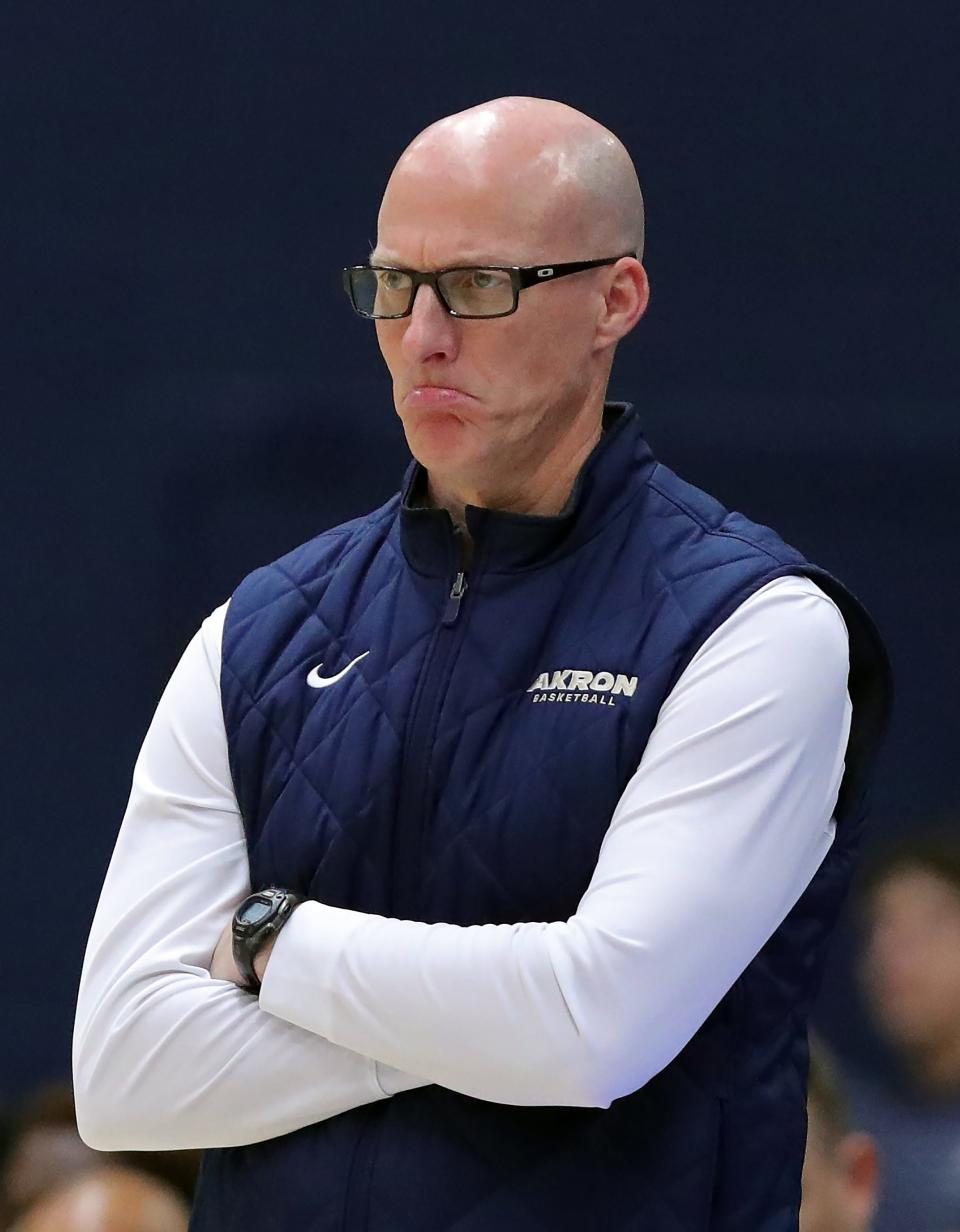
[253,933,279,984]
[210,917,243,985]
[209,916,281,987]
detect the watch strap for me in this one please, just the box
[232,888,302,993]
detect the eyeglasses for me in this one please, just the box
[341,255,634,320]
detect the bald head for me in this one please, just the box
[12,1168,190,1232]
[370,97,650,515]
[380,96,644,262]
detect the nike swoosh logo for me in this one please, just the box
[306,650,370,690]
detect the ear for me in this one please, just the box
[594,258,650,352]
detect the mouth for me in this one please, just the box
[404,385,475,409]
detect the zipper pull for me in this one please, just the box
[441,571,468,624]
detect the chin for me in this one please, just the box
[401,408,480,472]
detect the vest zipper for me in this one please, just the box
[340,1105,379,1231]
[441,569,468,624]
[396,531,472,909]
[345,527,473,1230]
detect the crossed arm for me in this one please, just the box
[73,575,851,1152]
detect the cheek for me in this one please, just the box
[375,322,399,371]
[865,935,960,1015]
[925,940,960,1007]
[503,305,592,388]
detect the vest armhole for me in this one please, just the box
[665,565,893,828]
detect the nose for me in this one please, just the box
[399,282,460,366]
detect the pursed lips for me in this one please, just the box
[404,385,475,407]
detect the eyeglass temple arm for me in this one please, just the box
[515,254,635,289]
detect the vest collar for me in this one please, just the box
[398,401,655,577]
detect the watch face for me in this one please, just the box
[238,899,272,926]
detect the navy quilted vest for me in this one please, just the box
[196,403,892,1231]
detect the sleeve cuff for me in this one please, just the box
[258,899,372,1038]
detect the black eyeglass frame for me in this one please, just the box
[341,254,636,320]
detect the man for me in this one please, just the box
[0,1084,198,1227]
[74,97,893,1229]
[12,1168,190,1232]
[800,1033,879,1232]
[1,1086,100,1226]
[844,827,960,1230]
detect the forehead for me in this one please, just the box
[374,161,568,268]
[868,867,960,923]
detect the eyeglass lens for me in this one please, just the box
[351,268,515,317]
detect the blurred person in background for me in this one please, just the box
[800,1030,879,1231]
[0,1085,100,1227]
[0,1084,198,1228]
[843,825,960,1231]
[11,1166,190,1232]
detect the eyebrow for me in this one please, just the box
[368,250,520,268]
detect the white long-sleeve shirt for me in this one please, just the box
[73,573,852,1151]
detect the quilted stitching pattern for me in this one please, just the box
[191,412,892,1232]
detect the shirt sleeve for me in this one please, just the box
[259,574,853,1109]
[72,600,429,1154]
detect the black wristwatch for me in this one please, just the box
[232,887,302,993]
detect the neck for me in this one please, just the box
[426,402,606,537]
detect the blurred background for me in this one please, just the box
[3,2,958,1228]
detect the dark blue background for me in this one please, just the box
[4,1,958,1101]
